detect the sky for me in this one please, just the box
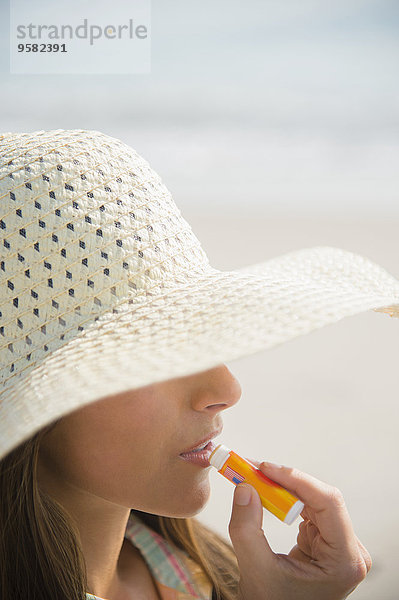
[0,0,398,217]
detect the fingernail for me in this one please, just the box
[262,461,283,469]
[234,485,252,506]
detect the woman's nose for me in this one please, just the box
[191,364,242,412]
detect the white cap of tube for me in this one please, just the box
[284,500,305,525]
[209,444,230,470]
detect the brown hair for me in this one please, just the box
[0,423,239,600]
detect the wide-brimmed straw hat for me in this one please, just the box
[1,128,398,461]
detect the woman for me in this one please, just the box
[1,129,398,600]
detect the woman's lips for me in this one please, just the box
[178,440,216,468]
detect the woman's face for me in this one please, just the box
[37,364,242,518]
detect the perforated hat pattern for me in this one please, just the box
[0,129,212,390]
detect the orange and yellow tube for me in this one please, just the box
[209,444,304,525]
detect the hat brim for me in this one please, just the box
[1,245,399,460]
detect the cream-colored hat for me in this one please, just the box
[1,128,398,461]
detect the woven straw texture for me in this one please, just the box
[1,129,399,461]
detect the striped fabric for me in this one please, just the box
[86,510,213,600]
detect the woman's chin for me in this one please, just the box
[167,479,212,518]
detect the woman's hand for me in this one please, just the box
[228,459,372,600]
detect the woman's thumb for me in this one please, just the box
[228,483,275,572]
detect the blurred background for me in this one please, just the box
[1,1,399,598]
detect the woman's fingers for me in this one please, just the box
[355,536,373,573]
[228,483,277,578]
[298,519,318,556]
[245,458,359,560]
[228,457,373,599]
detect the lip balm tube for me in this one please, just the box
[209,444,304,525]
